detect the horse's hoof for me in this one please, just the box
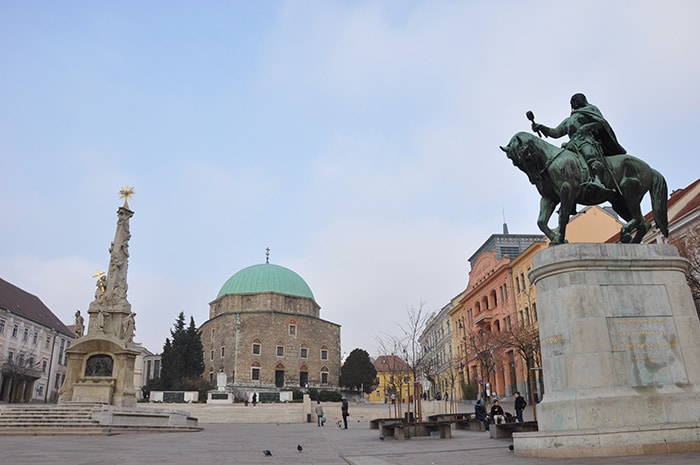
[620,232,632,243]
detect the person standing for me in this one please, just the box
[315,400,325,427]
[514,391,527,423]
[341,396,349,429]
[252,392,257,406]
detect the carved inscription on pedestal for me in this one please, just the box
[607,316,685,386]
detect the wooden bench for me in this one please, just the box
[414,421,452,439]
[454,418,486,431]
[382,421,452,440]
[489,421,538,439]
[426,413,470,422]
[369,417,402,430]
[377,420,407,439]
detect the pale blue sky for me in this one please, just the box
[2,1,698,357]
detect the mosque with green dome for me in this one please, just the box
[199,257,341,393]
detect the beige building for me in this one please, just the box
[0,277,74,402]
[199,260,341,393]
[418,303,454,400]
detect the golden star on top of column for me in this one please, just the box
[119,186,135,209]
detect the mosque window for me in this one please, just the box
[210,350,214,361]
[320,346,328,361]
[252,343,261,355]
[247,298,253,309]
[211,329,215,340]
[276,345,285,357]
[289,324,296,336]
[320,367,329,385]
[300,346,308,359]
[221,346,225,358]
[251,362,261,381]
[0,319,4,334]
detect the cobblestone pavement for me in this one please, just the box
[2,420,700,465]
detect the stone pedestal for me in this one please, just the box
[59,337,139,408]
[514,244,700,458]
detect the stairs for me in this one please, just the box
[0,404,107,435]
[0,403,200,435]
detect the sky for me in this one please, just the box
[1,1,699,359]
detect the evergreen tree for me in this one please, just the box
[339,348,377,393]
[158,312,205,390]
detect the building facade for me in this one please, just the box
[199,261,341,393]
[0,277,74,402]
[418,303,455,400]
[369,355,413,405]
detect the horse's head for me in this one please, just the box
[500,132,543,184]
[500,132,532,167]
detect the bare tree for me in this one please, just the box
[671,227,700,317]
[0,344,42,403]
[464,327,502,406]
[374,334,409,418]
[491,316,542,419]
[375,301,430,421]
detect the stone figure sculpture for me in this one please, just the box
[121,312,135,342]
[500,124,669,244]
[74,310,84,338]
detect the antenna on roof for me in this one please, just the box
[502,209,509,235]
[265,247,270,264]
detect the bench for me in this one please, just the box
[382,421,452,440]
[454,418,486,431]
[426,413,470,422]
[489,421,538,439]
[369,417,402,430]
[377,420,407,439]
[414,421,452,439]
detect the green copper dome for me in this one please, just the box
[217,263,315,300]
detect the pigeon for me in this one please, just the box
[263,450,272,456]
[379,436,385,441]
[508,444,514,451]
[297,444,303,452]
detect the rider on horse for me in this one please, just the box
[531,93,626,192]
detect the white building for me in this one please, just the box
[0,277,74,402]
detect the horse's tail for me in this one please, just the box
[650,169,669,237]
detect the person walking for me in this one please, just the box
[514,391,527,423]
[341,396,349,429]
[315,400,325,427]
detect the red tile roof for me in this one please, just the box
[374,355,411,372]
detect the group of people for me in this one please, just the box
[474,391,528,431]
[315,396,350,429]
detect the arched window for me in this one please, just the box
[320,345,329,361]
[251,361,261,381]
[288,318,297,337]
[252,338,262,355]
[320,366,329,385]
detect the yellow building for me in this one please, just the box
[369,355,414,405]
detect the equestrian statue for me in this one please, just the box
[500,93,668,245]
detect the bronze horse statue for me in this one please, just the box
[500,132,668,244]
